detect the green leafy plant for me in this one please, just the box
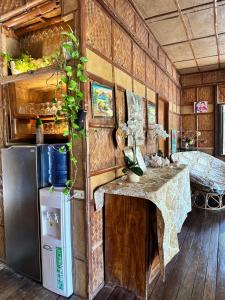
[122,156,143,176]
[49,28,88,196]
[0,52,57,74]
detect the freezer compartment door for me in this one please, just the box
[1,146,41,282]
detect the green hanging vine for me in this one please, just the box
[50,28,88,196]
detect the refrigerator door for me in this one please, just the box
[2,146,41,282]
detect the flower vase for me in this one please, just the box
[128,172,140,183]
[184,142,189,149]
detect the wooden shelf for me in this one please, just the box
[0,65,58,85]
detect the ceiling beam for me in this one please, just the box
[213,0,221,68]
[173,0,200,72]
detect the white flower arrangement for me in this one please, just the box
[149,123,169,140]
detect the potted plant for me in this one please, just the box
[119,118,144,183]
[123,155,143,183]
[0,52,57,75]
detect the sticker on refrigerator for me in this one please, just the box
[56,247,64,290]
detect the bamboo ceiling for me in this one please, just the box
[133,0,225,74]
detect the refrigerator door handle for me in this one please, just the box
[43,244,53,251]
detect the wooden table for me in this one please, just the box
[104,194,159,299]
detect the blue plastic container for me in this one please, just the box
[48,144,69,187]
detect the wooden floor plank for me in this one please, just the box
[176,209,210,300]
[108,287,136,300]
[216,212,225,300]
[202,212,219,300]
[94,286,115,300]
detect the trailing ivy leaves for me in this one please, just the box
[50,28,88,198]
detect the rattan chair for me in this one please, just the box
[171,151,225,210]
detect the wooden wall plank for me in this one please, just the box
[133,43,146,82]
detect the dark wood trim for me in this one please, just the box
[89,165,124,177]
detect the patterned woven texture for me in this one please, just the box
[181,115,196,131]
[182,88,196,105]
[198,86,214,103]
[91,205,103,248]
[115,0,135,33]
[176,87,180,106]
[19,24,66,57]
[0,0,25,15]
[92,245,104,292]
[172,83,177,104]
[133,43,145,82]
[203,71,217,84]
[158,48,166,68]
[87,0,112,59]
[148,33,158,60]
[218,85,225,103]
[181,73,202,87]
[166,57,173,77]
[106,0,114,7]
[146,56,156,90]
[198,114,214,131]
[136,15,148,49]
[89,128,115,172]
[156,67,168,99]
[168,80,173,102]
[113,24,132,73]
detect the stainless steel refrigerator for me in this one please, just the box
[1,145,50,282]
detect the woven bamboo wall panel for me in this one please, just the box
[87,0,112,59]
[92,245,104,292]
[135,15,148,49]
[116,89,126,125]
[158,48,166,68]
[133,43,145,82]
[198,114,214,131]
[181,115,196,131]
[115,0,135,33]
[106,0,114,7]
[91,205,103,247]
[166,57,173,76]
[113,24,132,73]
[199,131,214,148]
[182,88,196,105]
[89,128,115,172]
[172,83,177,104]
[168,80,173,102]
[19,24,67,57]
[218,85,225,103]
[148,33,158,59]
[202,71,217,84]
[218,70,225,82]
[146,56,156,90]
[156,67,168,99]
[181,73,202,87]
[172,114,180,130]
[0,0,25,14]
[198,86,214,104]
[177,88,181,106]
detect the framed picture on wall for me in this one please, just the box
[147,102,156,126]
[91,82,114,118]
[171,129,177,154]
[194,101,208,113]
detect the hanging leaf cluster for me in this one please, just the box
[51,29,88,196]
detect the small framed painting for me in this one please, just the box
[91,82,114,118]
[147,102,156,126]
[171,129,177,154]
[194,101,208,113]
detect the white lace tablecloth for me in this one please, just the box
[94,165,192,276]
